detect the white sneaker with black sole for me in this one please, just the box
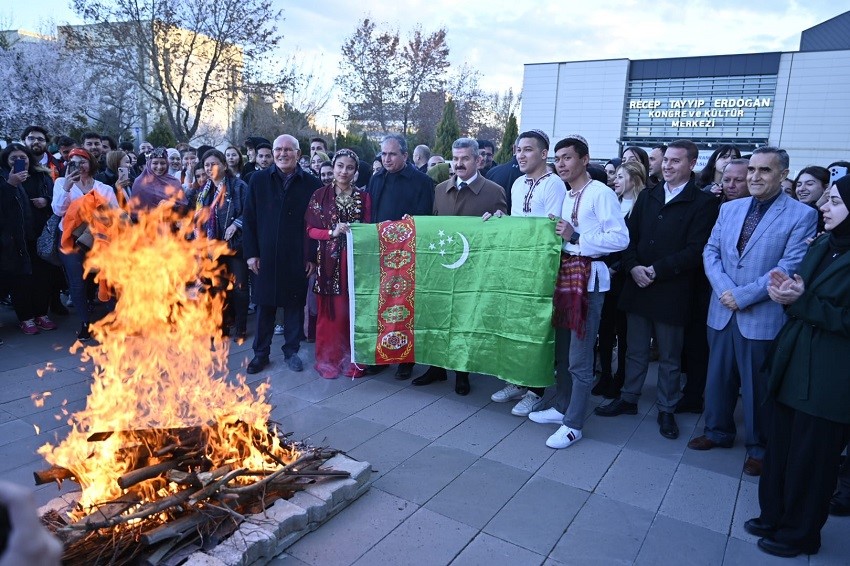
[511,391,544,416]
[546,425,582,449]
[528,407,565,424]
[491,383,527,403]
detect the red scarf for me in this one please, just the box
[552,253,593,337]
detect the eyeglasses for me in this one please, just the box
[26,136,46,142]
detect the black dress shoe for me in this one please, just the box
[674,399,704,414]
[744,518,775,538]
[455,372,470,396]
[594,398,638,417]
[246,356,269,374]
[395,363,414,380]
[829,496,850,517]
[364,365,388,376]
[412,366,447,386]
[657,411,679,439]
[757,537,818,558]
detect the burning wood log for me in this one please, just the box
[33,465,75,485]
[116,455,204,490]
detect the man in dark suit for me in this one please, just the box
[595,139,719,440]
[242,134,322,374]
[412,137,507,394]
[366,133,434,378]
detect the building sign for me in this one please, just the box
[622,75,777,142]
[628,98,772,128]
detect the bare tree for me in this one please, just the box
[339,18,449,135]
[0,37,94,140]
[62,0,286,142]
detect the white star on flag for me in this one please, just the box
[447,236,454,243]
[438,230,445,237]
[428,243,436,250]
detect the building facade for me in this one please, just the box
[520,12,850,172]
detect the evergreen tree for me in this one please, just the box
[147,114,178,148]
[433,98,460,158]
[494,112,518,164]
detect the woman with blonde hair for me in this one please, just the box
[594,160,646,398]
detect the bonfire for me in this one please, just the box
[34,205,343,565]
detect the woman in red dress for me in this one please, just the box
[305,149,371,378]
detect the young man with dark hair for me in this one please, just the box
[647,144,667,189]
[309,137,328,155]
[244,142,273,183]
[22,126,63,180]
[81,132,103,159]
[477,139,496,175]
[486,129,567,416]
[100,135,117,154]
[528,135,629,448]
[596,139,719,441]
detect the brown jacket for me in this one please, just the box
[433,174,507,217]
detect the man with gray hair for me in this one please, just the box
[689,146,817,477]
[243,134,322,375]
[412,137,508,394]
[413,144,431,173]
[366,133,435,378]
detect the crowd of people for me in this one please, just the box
[1,123,849,559]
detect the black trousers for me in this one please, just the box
[219,256,248,334]
[759,400,850,550]
[680,285,710,405]
[253,303,303,359]
[597,284,626,378]
[11,242,52,321]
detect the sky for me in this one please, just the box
[7,1,844,130]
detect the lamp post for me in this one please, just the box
[333,114,342,153]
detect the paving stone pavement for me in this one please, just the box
[1,305,848,565]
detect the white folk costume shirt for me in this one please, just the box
[510,171,566,217]
[560,179,629,292]
[52,177,119,231]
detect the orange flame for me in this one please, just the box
[38,205,296,516]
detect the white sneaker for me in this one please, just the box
[546,425,582,449]
[528,406,565,424]
[491,383,527,403]
[511,391,544,416]
[274,324,284,335]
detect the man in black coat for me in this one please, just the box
[486,151,521,213]
[367,134,434,223]
[366,133,434,378]
[243,134,322,374]
[595,139,719,440]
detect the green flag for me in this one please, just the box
[347,216,561,387]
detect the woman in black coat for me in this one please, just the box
[189,149,249,340]
[746,177,850,558]
[0,143,57,334]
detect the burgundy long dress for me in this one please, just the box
[305,185,371,378]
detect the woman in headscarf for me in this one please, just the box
[166,148,182,178]
[0,143,57,334]
[189,149,248,340]
[52,148,119,340]
[130,147,187,211]
[305,149,371,378]
[746,176,850,558]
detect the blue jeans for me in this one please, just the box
[60,248,89,326]
[553,289,605,430]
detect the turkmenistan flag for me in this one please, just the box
[347,216,561,387]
